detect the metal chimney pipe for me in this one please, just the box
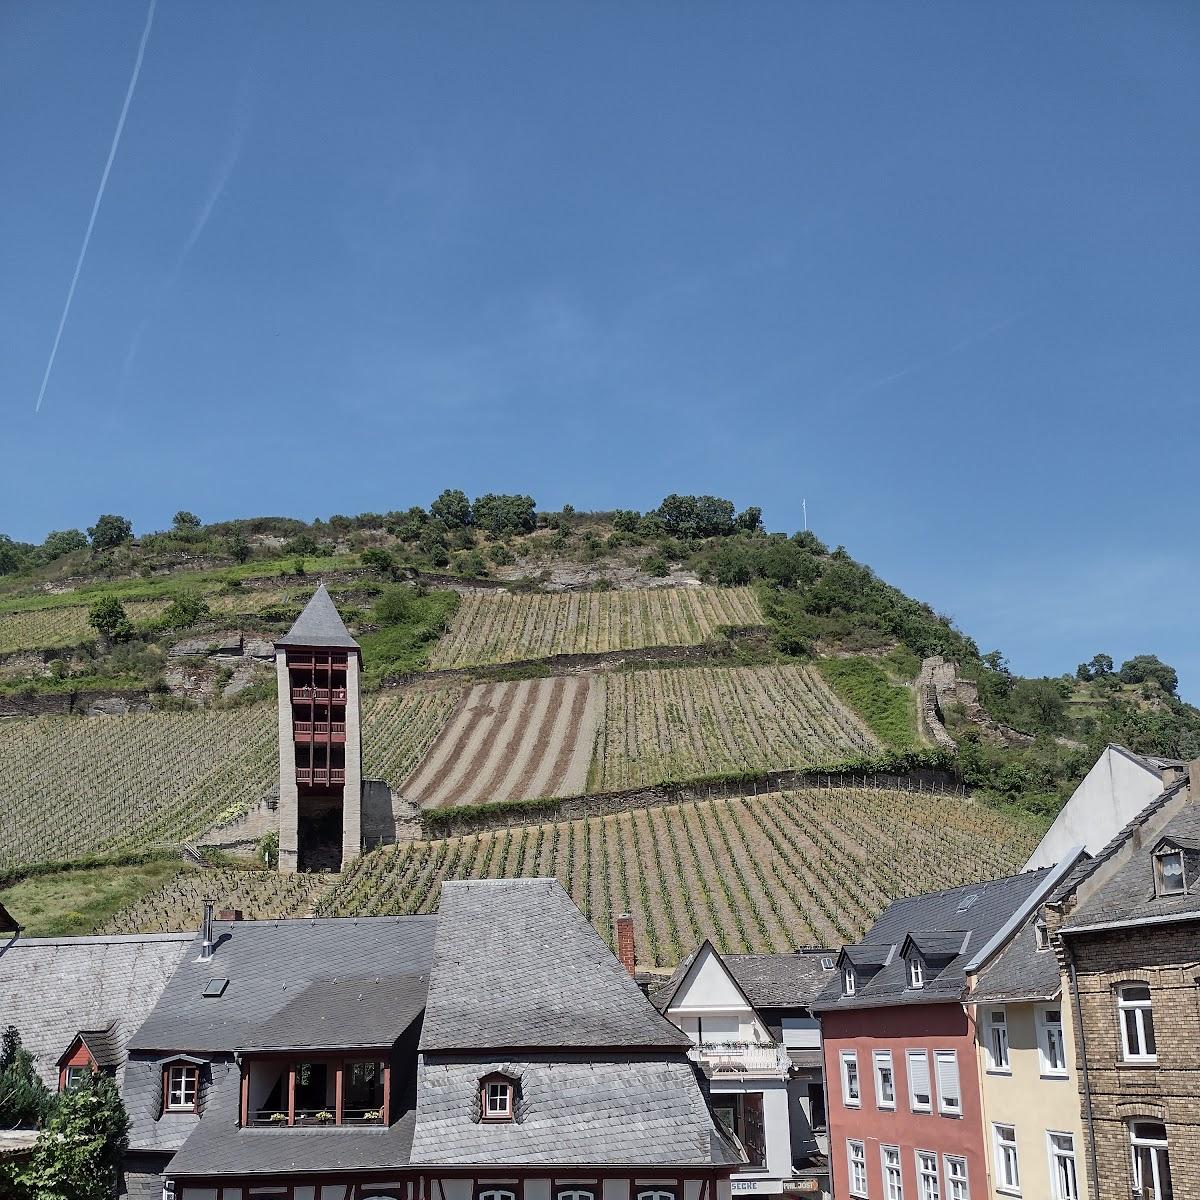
[199,900,215,961]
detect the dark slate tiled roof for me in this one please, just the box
[970,919,1062,1003]
[130,917,436,1053]
[123,1056,236,1154]
[840,944,892,969]
[408,1054,742,1167]
[1063,800,1200,932]
[275,583,360,650]
[419,880,690,1052]
[814,868,1053,1011]
[0,932,192,1089]
[723,952,837,1010]
[163,1070,419,1178]
[903,932,970,959]
[77,1025,124,1070]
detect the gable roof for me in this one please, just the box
[59,1025,124,1070]
[419,879,690,1053]
[723,951,837,1010]
[0,932,193,1089]
[130,916,436,1053]
[970,917,1061,1003]
[650,940,757,1016]
[814,868,1054,1011]
[275,583,360,650]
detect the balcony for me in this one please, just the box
[689,1041,791,1077]
[250,1107,383,1128]
[293,721,346,742]
[295,768,346,785]
[292,687,348,702]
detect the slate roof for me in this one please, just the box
[813,868,1054,1011]
[420,879,690,1052]
[124,1056,236,1154]
[130,916,436,1053]
[1063,799,1200,932]
[408,1054,742,1168]
[902,932,970,960]
[723,952,837,1010]
[71,1025,125,1070]
[970,918,1061,1003]
[0,932,192,1089]
[275,583,360,650]
[163,1070,419,1178]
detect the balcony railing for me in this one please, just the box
[249,1107,384,1128]
[294,768,346,785]
[689,1041,790,1076]
[293,721,346,738]
[292,687,348,702]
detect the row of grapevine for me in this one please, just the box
[429,587,764,669]
[592,664,881,791]
[311,787,1039,965]
[0,600,169,653]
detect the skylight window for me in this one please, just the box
[202,978,229,998]
[955,893,980,914]
[821,957,834,971]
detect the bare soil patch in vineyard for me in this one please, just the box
[402,676,600,808]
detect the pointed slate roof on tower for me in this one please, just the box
[275,583,360,650]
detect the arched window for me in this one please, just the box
[477,1190,516,1200]
[557,1189,595,1200]
[1129,1121,1172,1200]
[637,1190,676,1200]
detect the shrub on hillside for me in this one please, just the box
[88,596,133,643]
[87,514,133,550]
[472,493,537,537]
[430,489,472,529]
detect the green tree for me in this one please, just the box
[39,529,88,562]
[430,489,472,529]
[87,596,133,643]
[0,536,27,575]
[87,515,133,550]
[360,547,394,574]
[14,1069,129,1200]
[1119,655,1179,696]
[171,511,201,532]
[0,1027,51,1129]
[161,591,210,629]
[471,493,537,537]
[611,510,641,532]
[225,528,252,563]
[735,506,763,533]
[284,532,320,556]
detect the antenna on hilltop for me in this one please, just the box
[802,498,807,531]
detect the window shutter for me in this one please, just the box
[907,1050,931,1106]
[935,1051,960,1111]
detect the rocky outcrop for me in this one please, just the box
[920,656,1036,748]
[917,658,959,751]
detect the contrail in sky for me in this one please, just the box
[34,0,157,413]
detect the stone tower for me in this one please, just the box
[274,584,363,873]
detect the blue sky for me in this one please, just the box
[3,3,1198,696]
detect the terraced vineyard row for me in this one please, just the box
[0,690,461,868]
[592,664,880,791]
[0,600,170,653]
[429,586,764,669]
[315,788,1039,965]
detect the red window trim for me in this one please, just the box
[480,1074,516,1123]
[162,1061,201,1115]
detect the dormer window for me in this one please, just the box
[1035,919,1050,951]
[481,1074,515,1122]
[844,967,856,996]
[908,957,924,989]
[1155,849,1186,896]
[165,1063,200,1113]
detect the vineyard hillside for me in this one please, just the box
[404,677,600,808]
[98,787,1040,965]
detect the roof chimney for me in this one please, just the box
[1189,759,1200,803]
[218,908,243,922]
[199,901,215,962]
[615,913,636,976]
[1161,763,1186,788]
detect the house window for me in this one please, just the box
[482,1078,514,1120]
[840,1050,861,1107]
[807,1082,826,1133]
[1118,985,1156,1061]
[1129,1122,1172,1200]
[882,1145,904,1200]
[847,1140,868,1198]
[916,1150,940,1200]
[934,1051,961,1116]
[1038,1008,1067,1076]
[844,967,856,996]
[636,1191,675,1200]
[63,1066,89,1090]
[986,1008,1010,1072]
[557,1190,596,1200]
[165,1064,199,1112]
[1034,919,1050,951]
[343,1060,385,1122]
[993,1124,1020,1194]
[906,1048,932,1112]
[478,1190,517,1200]
[909,957,924,989]
[943,1155,969,1200]
[712,1093,765,1170]
[1047,1132,1079,1200]
[1155,850,1185,896]
[873,1048,895,1109]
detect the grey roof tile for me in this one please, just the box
[419,879,690,1052]
[409,1054,740,1167]
[0,933,192,1089]
[275,584,360,650]
[129,916,436,1053]
[970,920,1062,1003]
[722,952,837,1010]
[123,1056,235,1153]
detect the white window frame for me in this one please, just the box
[1154,848,1186,896]
[1046,1131,1079,1200]
[840,1049,861,1108]
[847,1139,868,1199]
[63,1065,88,1090]
[943,1155,969,1200]
[557,1191,596,1200]
[1117,984,1157,1062]
[1037,1007,1068,1077]
[881,1144,904,1200]
[165,1063,198,1112]
[479,1191,517,1200]
[844,967,856,996]
[916,1150,940,1200]
[906,1048,932,1113]
[909,956,924,989]
[1034,919,1050,951]
[1129,1121,1171,1200]
[993,1123,1021,1195]
[986,1008,1011,1073]
[934,1050,961,1117]
[484,1079,514,1119]
[873,1048,896,1110]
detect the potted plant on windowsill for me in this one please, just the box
[268,1112,287,1125]
[363,1108,382,1122]
[314,1110,334,1124]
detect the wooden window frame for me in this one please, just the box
[163,1062,201,1114]
[480,1074,516,1123]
